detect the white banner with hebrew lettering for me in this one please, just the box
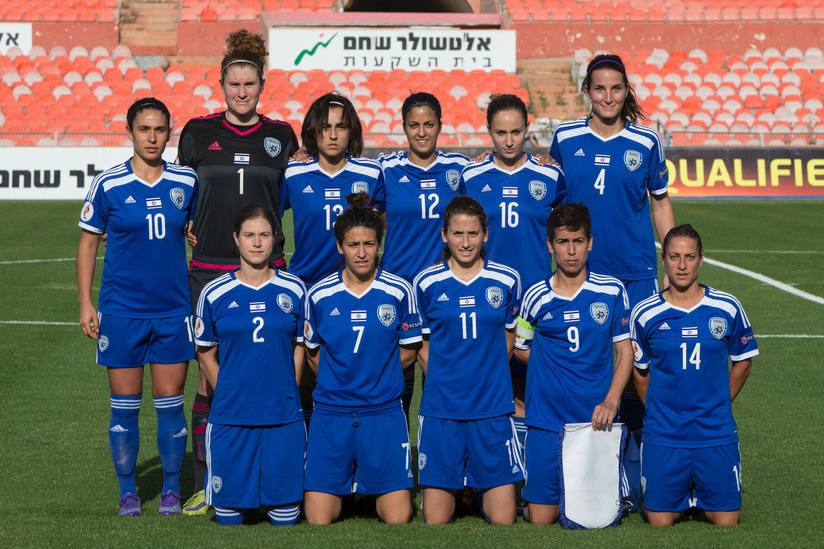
[268,28,516,72]
[0,23,33,55]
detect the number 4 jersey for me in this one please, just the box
[630,286,759,447]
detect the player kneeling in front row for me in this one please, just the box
[195,205,307,526]
[631,224,758,527]
[515,203,633,527]
[303,193,420,525]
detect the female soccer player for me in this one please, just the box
[195,205,306,526]
[461,93,566,444]
[514,204,633,525]
[178,29,298,513]
[374,92,469,419]
[549,53,676,510]
[77,97,197,517]
[631,224,757,527]
[414,196,522,525]
[303,193,421,525]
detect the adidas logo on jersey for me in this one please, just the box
[542,311,553,320]
[330,307,340,316]
[173,427,188,438]
[481,184,491,192]
[437,293,449,302]
[399,175,410,183]
[124,195,136,204]
[302,185,314,193]
[658,322,670,330]
[208,141,222,151]
[110,425,127,433]
[228,301,239,309]
[575,148,585,157]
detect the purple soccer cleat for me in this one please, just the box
[118,493,142,517]
[158,490,181,516]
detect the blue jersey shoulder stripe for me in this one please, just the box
[166,162,197,178]
[379,270,415,294]
[630,293,663,324]
[307,272,341,297]
[706,287,749,325]
[274,270,307,298]
[196,272,234,317]
[85,162,129,201]
[461,158,496,182]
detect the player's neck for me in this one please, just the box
[225,110,259,126]
[342,267,376,293]
[408,149,437,168]
[589,114,624,138]
[236,264,273,287]
[663,283,704,308]
[448,256,483,281]
[551,269,587,297]
[318,153,348,174]
[492,151,527,171]
[129,157,164,184]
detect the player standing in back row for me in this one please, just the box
[177,29,298,514]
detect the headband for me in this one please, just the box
[329,100,346,107]
[222,58,263,75]
[588,58,625,73]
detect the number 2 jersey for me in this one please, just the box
[630,286,759,447]
[517,272,630,431]
[414,260,521,420]
[550,118,668,281]
[194,270,306,425]
[178,112,297,267]
[281,156,381,286]
[78,160,198,318]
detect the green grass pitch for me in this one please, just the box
[0,200,822,547]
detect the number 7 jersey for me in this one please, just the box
[630,286,758,447]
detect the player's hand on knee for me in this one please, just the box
[591,401,617,431]
[79,302,99,340]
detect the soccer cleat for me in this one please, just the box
[181,489,208,516]
[158,490,181,515]
[118,493,142,517]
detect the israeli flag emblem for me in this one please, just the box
[351,181,369,194]
[709,317,727,339]
[486,286,504,309]
[590,302,609,324]
[264,136,281,158]
[624,149,642,172]
[169,187,185,209]
[529,179,547,200]
[277,293,293,313]
[446,169,460,191]
[378,304,396,327]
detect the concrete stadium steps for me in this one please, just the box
[120,0,180,56]
[518,58,586,120]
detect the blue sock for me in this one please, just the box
[215,506,245,526]
[267,504,300,526]
[154,394,186,494]
[109,393,141,497]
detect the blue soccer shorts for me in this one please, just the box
[641,442,743,512]
[521,426,561,505]
[304,403,414,496]
[417,415,524,491]
[623,278,659,310]
[97,313,194,368]
[205,421,306,509]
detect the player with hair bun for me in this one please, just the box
[374,91,469,419]
[303,193,421,525]
[549,53,676,510]
[631,224,757,527]
[196,204,306,526]
[76,97,197,517]
[414,195,523,525]
[178,29,298,514]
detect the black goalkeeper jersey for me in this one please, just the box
[178,112,297,266]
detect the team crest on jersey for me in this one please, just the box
[194,316,204,338]
[590,302,609,325]
[304,320,314,340]
[528,180,547,200]
[98,335,109,352]
[277,293,293,313]
[418,452,427,470]
[378,304,396,327]
[709,317,728,339]
[446,169,460,191]
[624,150,642,172]
[80,201,94,222]
[212,475,223,493]
[169,188,185,209]
[351,181,369,194]
[486,286,504,309]
[264,137,281,158]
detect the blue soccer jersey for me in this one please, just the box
[517,272,630,431]
[194,270,306,425]
[374,150,469,281]
[550,117,669,281]
[304,269,423,409]
[461,155,566,289]
[79,160,198,318]
[414,260,521,420]
[631,286,759,448]
[281,157,381,286]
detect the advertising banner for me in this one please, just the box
[268,27,516,72]
[0,23,33,55]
